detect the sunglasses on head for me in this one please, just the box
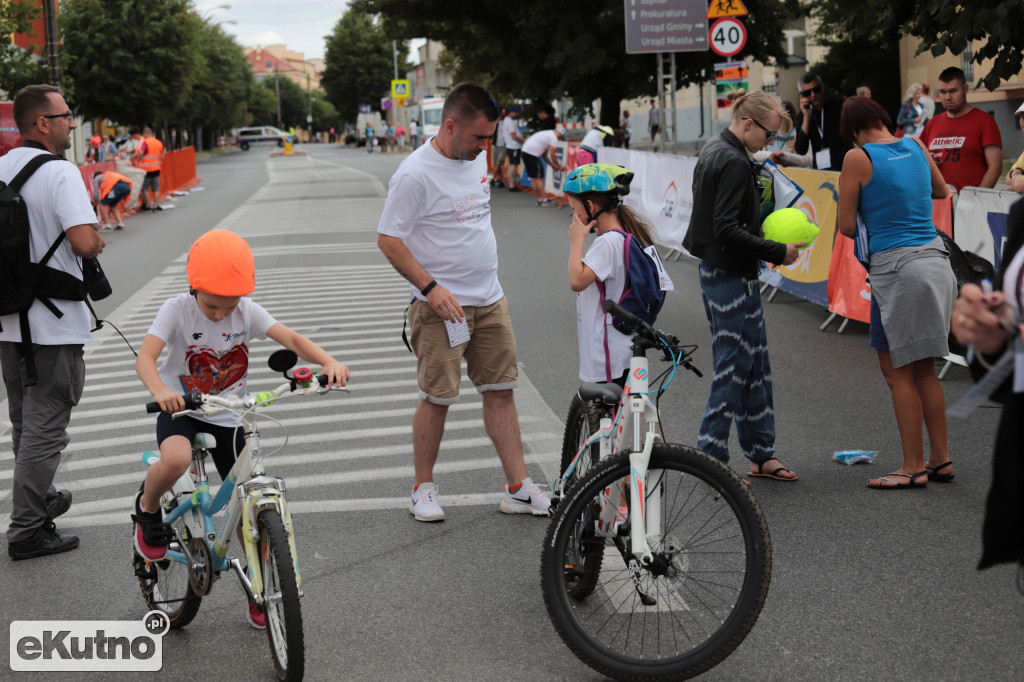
[799,85,823,98]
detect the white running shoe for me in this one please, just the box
[409,482,445,522]
[499,477,551,516]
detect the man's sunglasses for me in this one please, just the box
[36,112,73,124]
[799,85,823,98]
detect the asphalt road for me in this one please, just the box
[0,143,1021,681]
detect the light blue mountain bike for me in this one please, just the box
[131,349,346,681]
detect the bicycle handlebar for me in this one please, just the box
[145,373,335,414]
[602,300,702,378]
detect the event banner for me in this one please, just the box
[952,187,1019,270]
[600,147,698,249]
[758,168,839,307]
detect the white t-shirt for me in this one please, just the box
[0,148,98,345]
[147,293,277,427]
[522,130,559,157]
[502,116,522,150]
[577,231,631,382]
[377,141,503,307]
[580,128,604,151]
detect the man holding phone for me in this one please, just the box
[793,73,850,171]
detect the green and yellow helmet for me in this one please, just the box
[563,163,634,197]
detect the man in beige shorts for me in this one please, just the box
[377,82,551,522]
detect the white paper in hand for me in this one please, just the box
[445,318,470,348]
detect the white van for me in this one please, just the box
[236,126,288,151]
[420,97,445,139]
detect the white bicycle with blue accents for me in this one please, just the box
[542,301,772,680]
[131,349,346,681]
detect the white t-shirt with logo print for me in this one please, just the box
[577,231,631,382]
[522,130,559,157]
[377,141,503,307]
[147,293,276,427]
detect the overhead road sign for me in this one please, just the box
[707,0,748,19]
[709,17,746,57]
[623,0,709,54]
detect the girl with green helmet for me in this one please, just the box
[565,163,660,384]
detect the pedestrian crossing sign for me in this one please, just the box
[391,79,410,98]
[707,0,747,18]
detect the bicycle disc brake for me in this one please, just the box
[186,536,214,596]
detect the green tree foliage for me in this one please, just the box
[812,0,1024,92]
[0,0,47,95]
[59,0,197,125]
[357,0,802,127]
[247,77,308,129]
[321,8,408,122]
[181,15,251,140]
[311,96,341,132]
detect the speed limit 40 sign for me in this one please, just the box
[709,17,747,58]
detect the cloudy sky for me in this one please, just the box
[192,0,422,63]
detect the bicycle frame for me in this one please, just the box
[146,408,303,607]
[562,342,671,567]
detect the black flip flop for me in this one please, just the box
[867,471,928,490]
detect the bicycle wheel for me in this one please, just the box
[541,443,772,680]
[559,394,606,491]
[257,509,304,681]
[135,493,202,628]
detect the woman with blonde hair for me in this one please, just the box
[682,89,805,482]
[897,83,925,137]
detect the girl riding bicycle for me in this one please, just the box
[566,163,664,386]
[131,229,350,627]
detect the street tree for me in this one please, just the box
[60,0,197,126]
[0,0,46,96]
[179,14,251,148]
[357,0,802,127]
[811,0,1024,92]
[321,7,408,122]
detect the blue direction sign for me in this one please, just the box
[623,0,709,54]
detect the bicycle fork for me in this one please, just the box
[237,478,303,606]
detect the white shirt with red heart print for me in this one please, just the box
[147,293,277,427]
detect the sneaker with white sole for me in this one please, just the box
[499,477,551,516]
[247,595,266,629]
[410,482,445,522]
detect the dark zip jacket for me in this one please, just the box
[683,129,787,278]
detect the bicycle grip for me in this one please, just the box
[144,392,203,413]
[317,374,330,387]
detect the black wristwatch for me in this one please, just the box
[420,280,438,296]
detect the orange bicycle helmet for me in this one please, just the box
[186,230,255,296]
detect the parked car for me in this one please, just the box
[236,126,287,151]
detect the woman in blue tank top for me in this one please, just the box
[837,96,957,490]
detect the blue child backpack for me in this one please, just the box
[596,229,667,335]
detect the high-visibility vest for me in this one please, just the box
[135,136,164,173]
[98,171,132,200]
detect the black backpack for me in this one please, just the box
[0,154,91,385]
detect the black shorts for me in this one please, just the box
[505,148,521,165]
[156,413,246,480]
[522,152,545,179]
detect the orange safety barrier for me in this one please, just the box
[158,146,200,199]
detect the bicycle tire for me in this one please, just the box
[559,394,606,491]
[541,443,772,681]
[136,493,202,628]
[257,509,304,681]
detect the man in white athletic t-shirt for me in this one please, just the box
[377,83,550,522]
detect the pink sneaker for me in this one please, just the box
[247,596,266,629]
[132,493,170,561]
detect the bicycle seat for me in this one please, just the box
[193,432,217,450]
[578,383,622,406]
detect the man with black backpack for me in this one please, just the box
[1,85,105,560]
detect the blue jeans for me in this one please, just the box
[695,262,776,463]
